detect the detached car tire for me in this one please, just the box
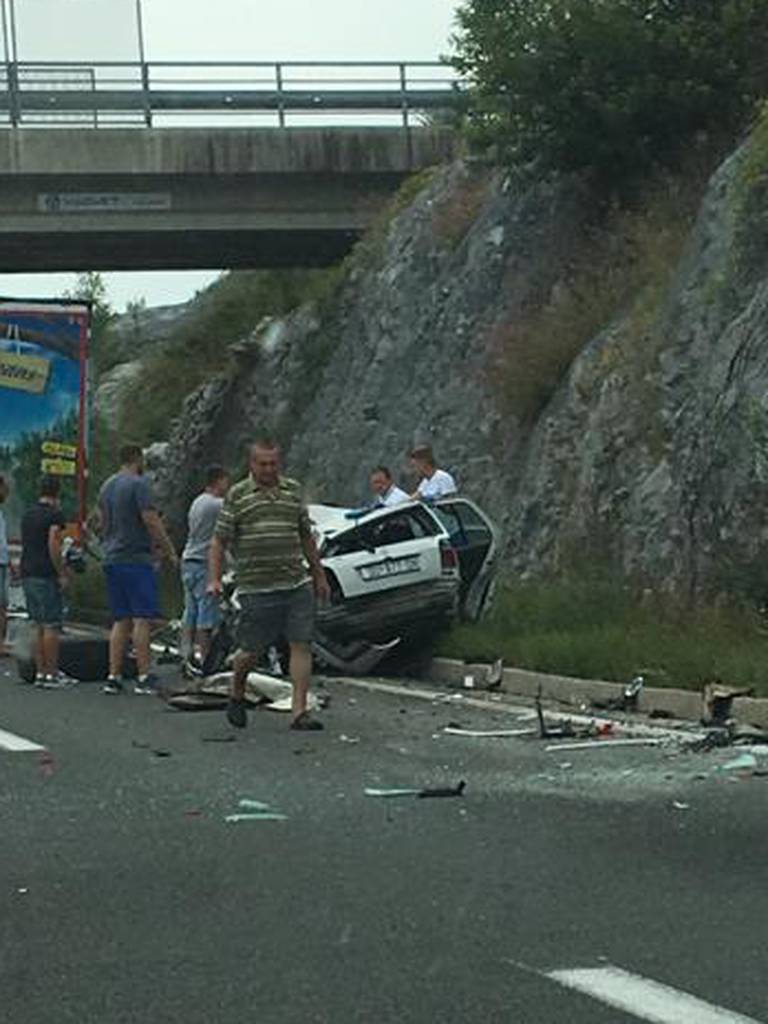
[15,623,138,683]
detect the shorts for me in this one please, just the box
[181,560,220,631]
[0,564,8,609]
[22,576,63,628]
[104,562,161,622]
[238,582,315,652]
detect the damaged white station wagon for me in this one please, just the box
[309,497,498,674]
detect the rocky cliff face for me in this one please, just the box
[153,134,768,598]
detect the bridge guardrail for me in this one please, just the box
[0,60,462,129]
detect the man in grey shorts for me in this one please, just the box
[208,439,330,731]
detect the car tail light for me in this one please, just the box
[440,540,459,573]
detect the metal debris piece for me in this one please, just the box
[225,813,288,823]
[365,780,466,799]
[545,738,664,752]
[442,726,535,738]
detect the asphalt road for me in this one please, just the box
[2,661,768,1024]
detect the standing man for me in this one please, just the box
[96,443,177,695]
[0,474,9,655]
[369,466,409,508]
[20,475,69,686]
[409,445,458,500]
[181,464,229,667]
[208,439,330,731]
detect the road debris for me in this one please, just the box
[442,726,535,738]
[224,796,288,822]
[718,753,758,773]
[701,683,754,726]
[672,801,690,810]
[545,738,665,753]
[365,780,466,799]
[339,734,360,744]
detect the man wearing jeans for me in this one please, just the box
[96,444,177,695]
[208,439,330,731]
[181,464,229,667]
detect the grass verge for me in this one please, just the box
[439,580,768,695]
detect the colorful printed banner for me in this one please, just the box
[0,351,51,394]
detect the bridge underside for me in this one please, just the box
[0,128,454,271]
[0,226,360,271]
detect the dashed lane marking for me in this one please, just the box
[0,726,45,752]
[545,965,764,1024]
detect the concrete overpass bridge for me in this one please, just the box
[0,60,461,270]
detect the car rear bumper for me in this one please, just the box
[316,577,459,642]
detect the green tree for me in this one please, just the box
[450,0,768,188]
[64,271,116,346]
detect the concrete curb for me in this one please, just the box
[426,658,768,730]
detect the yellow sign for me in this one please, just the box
[41,457,77,477]
[41,440,78,458]
[0,351,50,394]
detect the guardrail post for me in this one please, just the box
[275,61,285,128]
[140,60,152,126]
[399,62,413,168]
[7,59,19,126]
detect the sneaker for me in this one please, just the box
[290,711,324,732]
[102,677,124,695]
[40,672,76,690]
[226,698,248,729]
[134,673,160,695]
[33,673,46,688]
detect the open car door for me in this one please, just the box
[431,498,498,621]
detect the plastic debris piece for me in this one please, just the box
[17,888,28,894]
[463,675,475,689]
[487,659,504,690]
[238,798,272,812]
[152,749,172,758]
[545,738,664,752]
[339,734,361,744]
[719,753,758,773]
[184,810,203,818]
[38,752,56,778]
[672,801,690,810]
[225,813,288,823]
[201,734,236,743]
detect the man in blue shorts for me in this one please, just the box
[97,444,177,694]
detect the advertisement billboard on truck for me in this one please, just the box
[0,298,90,539]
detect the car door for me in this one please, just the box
[324,505,444,600]
[432,498,498,620]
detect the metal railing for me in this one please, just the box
[0,60,461,128]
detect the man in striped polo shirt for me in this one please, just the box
[208,439,330,730]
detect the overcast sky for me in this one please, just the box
[0,0,461,312]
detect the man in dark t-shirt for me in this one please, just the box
[96,443,177,695]
[20,475,68,687]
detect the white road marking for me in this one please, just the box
[546,965,764,1024]
[0,727,45,753]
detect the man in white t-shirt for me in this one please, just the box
[410,446,458,501]
[370,466,409,508]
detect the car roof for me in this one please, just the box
[307,501,436,539]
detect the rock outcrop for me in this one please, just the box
[152,135,768,598]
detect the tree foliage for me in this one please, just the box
[450,0,768,186]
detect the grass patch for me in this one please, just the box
[494,144,724,425]
[439,579,768,694]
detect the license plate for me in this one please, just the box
[359,556,419,581]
